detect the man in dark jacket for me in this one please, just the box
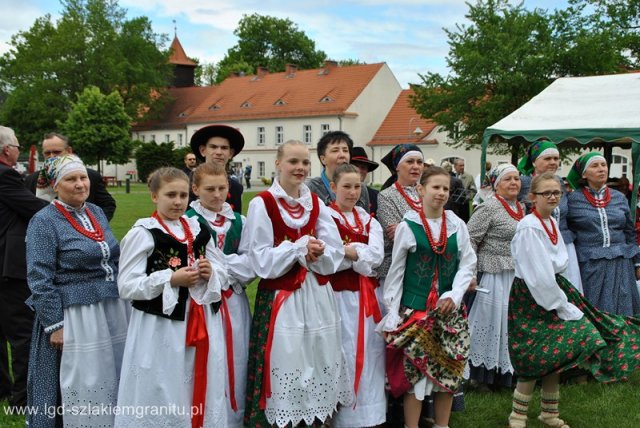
[0,126,48,407]
[24,132,116,220]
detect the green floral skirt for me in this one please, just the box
[508,275,640,381]
[385,306,470,396]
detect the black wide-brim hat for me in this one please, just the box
[190,125,244,162]
[350,146,379,172]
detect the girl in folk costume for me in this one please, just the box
[566,153,640,315]
[186,163,254,428]
[379,166,476,428]
[328,164,386,427]
[242,140,352,428]
[26,155,129,428]
[464,164,525,389]
[507,173,640,428]
[115,167,229,428]
[517,140,582,293]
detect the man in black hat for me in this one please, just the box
[190,124,244,213]
[350,146,379,216]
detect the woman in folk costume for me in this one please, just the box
[507,172,640,428]
[517,140,582,292]
[327,163,386,427]
[26,154,129,427]
[186,162,254,428]
[115,167,229,428]
[566,153,640,315]
[379,166,476,428]
[242,140,351,428]
[464,164,524,389]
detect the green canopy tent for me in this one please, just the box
[480,72,640,209]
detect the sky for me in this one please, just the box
[0,0,568,88]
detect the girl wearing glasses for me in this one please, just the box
[507,172,640,428]
[566,152,640,316]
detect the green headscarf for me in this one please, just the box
[517,140,559,175]
[566,152,606,190]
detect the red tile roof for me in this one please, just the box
[168,36,197,67]
[368,89,438,146]
[133,63,385,130]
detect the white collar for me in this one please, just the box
[270,178,314,211]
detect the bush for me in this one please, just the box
[135,142,176,182]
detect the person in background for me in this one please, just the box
[454,158,477,210]
[350,146,380,216]
[26,154,129,427]
[567,153,640,315]
[181,152,197,175]
[25,132,116,221]
[244,164,252,189]
[0,126,48,408]
[473,161,493,207]
[307,131,370,212]
[190,124,245,212]
[442,160,469,222]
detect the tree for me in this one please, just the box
[216,14,326,83]
[134,141,176,182]
[193,60,218,87]
[59,86,133,173]
[0,0,172,146]
[411,0,635,156]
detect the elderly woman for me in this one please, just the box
[517,140,582,292]
[464,164,524,389]
[566,152,640,315]
[26,155,129,427]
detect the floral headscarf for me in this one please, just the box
[487,163,518,191]
[36,155,87,201]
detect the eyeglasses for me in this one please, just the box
[7,144,20,149]
[533,191,562,199]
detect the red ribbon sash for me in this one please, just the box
[353,276,382,404]
[185,299,209,428]
[220,288,238,412]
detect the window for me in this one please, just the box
[321,124,330,136]
[178,134,183,146]
[141,135,146,143]
[257,127,265,146]
[303,125,312,144]
[258,161,265,177]
[165,134,170,143]
[611,154,629,177]
[151,134,156,142]
[275,126,284,145]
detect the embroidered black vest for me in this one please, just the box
[132,225,210,321]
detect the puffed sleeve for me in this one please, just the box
[511,226,583,321]
[117,226,179,314]
[239,197,311,279]
[377,221,416,332]
[308,203,345,275]
[467,201,492,255]
[350,216,384,277]
[26,213,64,333]
[438,217,476,308]
[225,215,256,291]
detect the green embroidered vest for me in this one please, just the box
[186,209,242,255]
[400,218,459,310]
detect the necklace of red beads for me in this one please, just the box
[532,209,558,245]
[152,211,195,265]
[395,182,423,213]
[419,210,448,255]
[495,195,524,221]
[54,201,104,241]
[330,202,364,234]
[278,198,305,219]
[582,187,611,208]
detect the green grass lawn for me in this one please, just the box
[4,184,640,426]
